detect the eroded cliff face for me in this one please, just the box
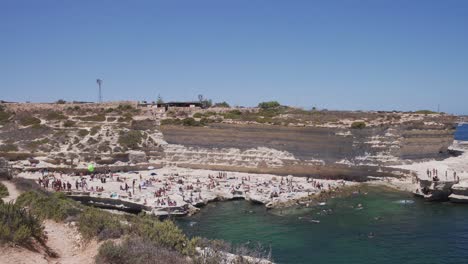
[160,121,456,167]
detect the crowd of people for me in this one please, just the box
[426,168,460,182]
[31,168,344,213]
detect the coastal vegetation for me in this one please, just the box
[18,116,41,127]
[63,120,76,127]
[118,130,143,149]
[45,111,67,121]
[213,101,230,108]
[0,143,19,152]
[258,101,281,109]
[0,106,13,125]
[0,182,8,198]
[350,121,366,129]
[414,110,438,115]
[0,201,46,246]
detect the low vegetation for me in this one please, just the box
[0,201,46,246]
[350,121,366,129]
[118,130,143,149]
[18,116,41,126]
[15,191,81,222]
[0,143,19,152]
[78,129,89,137]
[78,114,106,122]
[90,126,101,136]
[27,138,50,150]
[96,237,189,264]
[213,101,230,108]
[45,111,67,120]
[414,110,438,115]
[258,101,280,109]
[0,106,13,125]
[63,120,76,127]
[0,182,8,198]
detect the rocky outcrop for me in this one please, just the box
[414,179,457,201]
[449,182,468,203]
[128,151,147,164]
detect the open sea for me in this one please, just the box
[177,125,468,264]
[455,124,468,141]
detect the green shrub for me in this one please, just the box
[0,202,46,246]
[414,110,437,115]
[0,183,8,198]
[193,113,203,118]
[45,111,67,120]
[27,138,49,150]
[18,116,41,126]
[79,114,106,122]
[78,207,124,240]
[78,129,89,137]
[118,130,143,149]
[258,101,280,109]
[55,99,66,104]
[129,215,197,256]
[350,121,366,129]
[222,110,242,119]
[0,110,12,124]
[90,126,101,136]
[63,120,76,127]
[117,104,134,112]
[182,118,200,126]
[160,119,182,126]
[11,178,43,193]
[96,237,189,264]
[15,191,81,221]
[213,101,230,108]
[0,144,18,152]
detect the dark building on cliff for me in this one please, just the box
[156,102,204,112]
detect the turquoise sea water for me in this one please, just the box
[177,187,468,264]
[177,125,468,263]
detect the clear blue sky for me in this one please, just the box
[1,0,467,114]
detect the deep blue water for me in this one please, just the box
[177,186,468,264]
[455,124,468,141]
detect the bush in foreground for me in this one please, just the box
[0,182,8,198]
[78,207,124,240]
[0,202,46,246]
[96,237,189,264]
[15,191,81,221]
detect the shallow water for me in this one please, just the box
[177,186,468,264]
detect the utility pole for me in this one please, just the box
[96,79,103,103]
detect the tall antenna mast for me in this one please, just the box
[96,79,103,103]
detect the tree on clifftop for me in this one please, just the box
[156,94,164,104]
[258,101,280,109]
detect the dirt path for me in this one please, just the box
[1,180,21,203]
[1,221,98,264]
[0,181,98,264]
[43,220,98,264]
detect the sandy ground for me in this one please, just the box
[0,180,99,264]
